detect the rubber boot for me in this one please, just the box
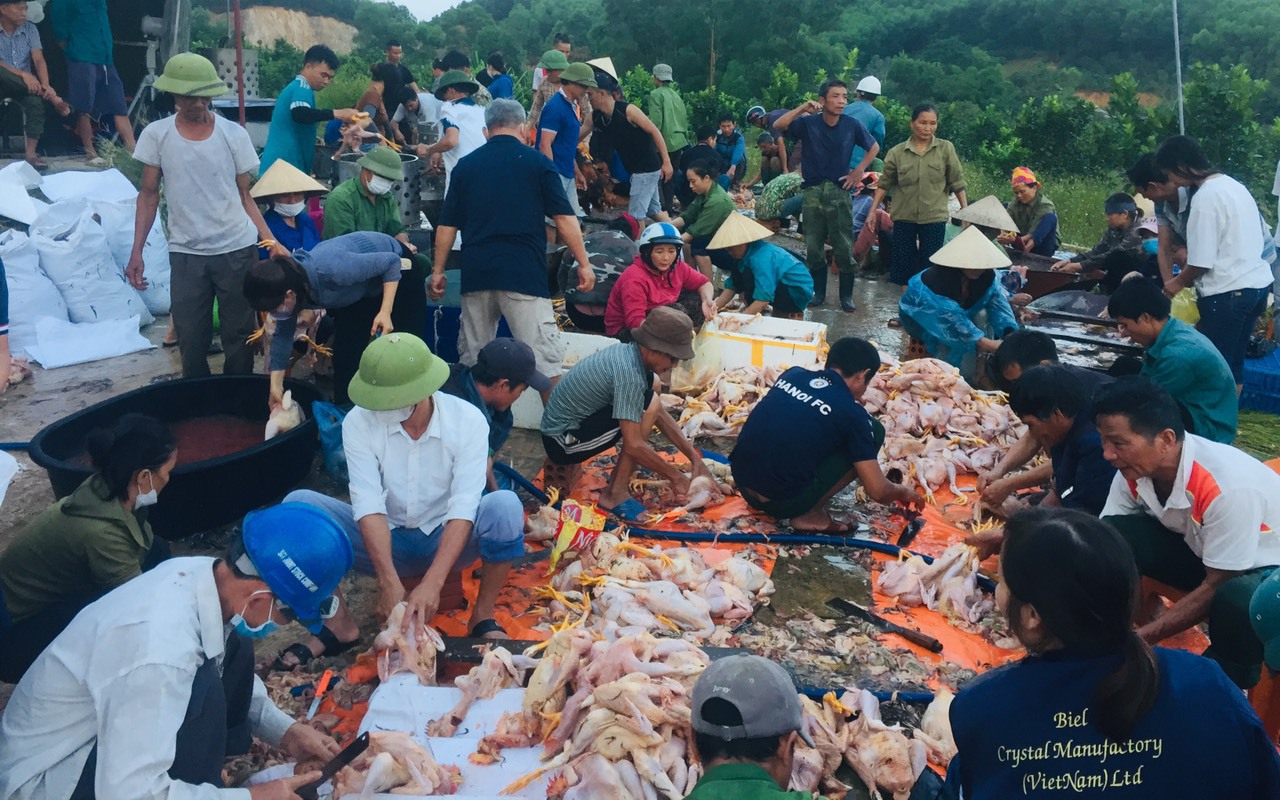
[809,267,827,307]
[839,271,856,312]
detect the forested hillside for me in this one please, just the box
[194,0,1280,202]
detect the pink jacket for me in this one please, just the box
[604,256,709,335]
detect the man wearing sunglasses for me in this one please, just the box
[0,503,354,800]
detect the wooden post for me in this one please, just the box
[233,0,246,126]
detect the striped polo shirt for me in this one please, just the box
[1102,434,1280,571]
[540,342,652,437]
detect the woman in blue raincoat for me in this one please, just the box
[899,225,1018,379]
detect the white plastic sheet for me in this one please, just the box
[25,315,155,368]
[0,230,67,357]
[38,168,138,203]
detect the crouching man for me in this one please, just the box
[286,333,524,658]
[539,306,714,522]
[730,337,919,532]
[1097,377,1280,688]
[0,503,352,799]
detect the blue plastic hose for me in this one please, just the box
[799,685,935,704]
[492,462,997,592]
[0,442,29,451]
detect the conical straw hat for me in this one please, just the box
[586,57,618,79]
[251,159,330,199]
[952,194,1017,232]
[707,212,772,249]
[930,225,1013,270]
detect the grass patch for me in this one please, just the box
[1237,410,1280,461]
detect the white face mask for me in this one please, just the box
[372,405,415,426]
[134,471,159,510]
[274,200,306,218]
[366,175,395,196]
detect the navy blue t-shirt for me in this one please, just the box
[788,113,875,188]
[439,135,574,298]
[946,647,1280,799]
[1050,409,1116,516]
[729,367,879,497]
[538,91,581,179]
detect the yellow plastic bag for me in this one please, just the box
[670,319,723,392]
[547,498,607,573]
[1170,288,1199,325]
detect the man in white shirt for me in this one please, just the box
[127,53,282,379]
[0,503,353,800]
[286,332,523,655]
[416,71,487,195]
[1155,135,1273,389]
[1096,377,1280,689]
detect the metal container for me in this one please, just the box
[336,151,422,230]
[204,47,260,98]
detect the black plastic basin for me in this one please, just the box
[28,376,322,539]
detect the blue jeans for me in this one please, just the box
[1197,286,1269,384]
[285,489,525,576]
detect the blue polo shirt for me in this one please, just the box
[439,134,574,298]
[539,91,581,179]
[440,364,513,455]
[730,366,879,497]
[787,113,875,188]
[725,240,814,310]
[260,75,319,174]
[946,647,1280,799]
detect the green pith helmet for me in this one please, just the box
[347,332,449,411]
[560,63,598,88]
[357,145,403,181]
[537,49,570,71]
[153,53,228,98]
[433,69,481,101]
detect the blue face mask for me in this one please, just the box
[1142,239,1159,256]
[230,590,280,639]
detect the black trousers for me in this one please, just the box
[0,540,171,683]
[331,253,428,405]
[70,632,256,798]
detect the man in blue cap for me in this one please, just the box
[0,503,353,799]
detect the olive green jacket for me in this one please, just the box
[0,474,154,622]
[879,137,966,224]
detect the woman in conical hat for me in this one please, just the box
[251,159,329,253]
[897,225,1019,379]
[706,213,814,319]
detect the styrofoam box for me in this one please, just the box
[511,331,617,430]
[712,312,827,370]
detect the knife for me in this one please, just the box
[306,669,334,720]
[295,731,370,800]
[896,516,926,549]
[825,597,943,653]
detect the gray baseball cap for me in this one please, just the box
[691,654,815,746]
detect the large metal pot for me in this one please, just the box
[336,151,422,230]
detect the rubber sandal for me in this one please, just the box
[270,625,358,671]
[469,618,508,638]
[788,514,855,535]
[604,497,649,523]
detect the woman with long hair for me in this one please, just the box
[243,231,409,410]
[947,507,1280,798]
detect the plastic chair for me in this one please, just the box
[1140,577,1280,743]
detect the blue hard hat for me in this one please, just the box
[639,221,683,249]
[238,502,354,634]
